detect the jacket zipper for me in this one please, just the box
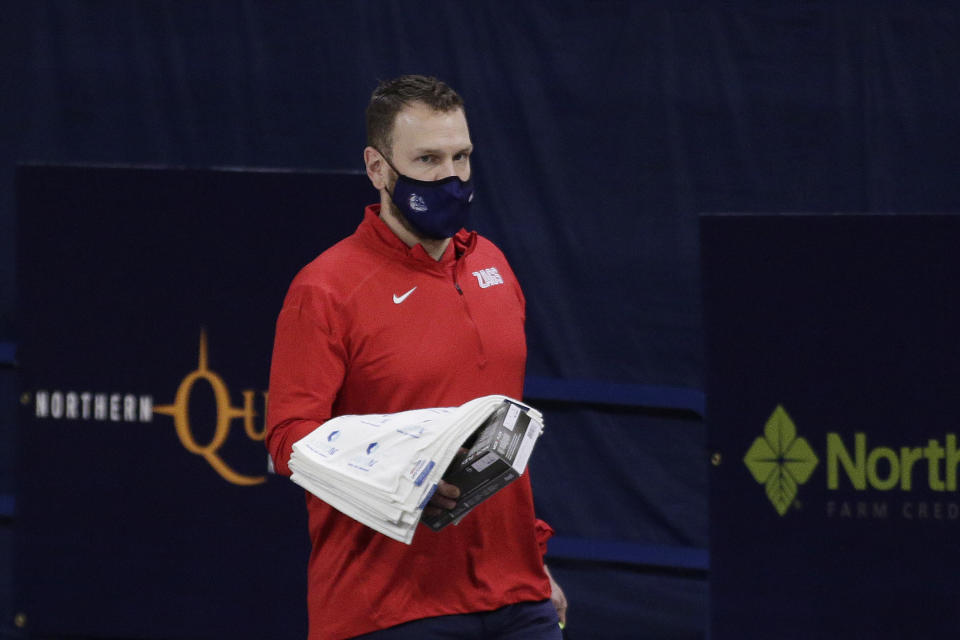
[453,263,487,368]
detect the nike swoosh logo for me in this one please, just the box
[393,287,417,304]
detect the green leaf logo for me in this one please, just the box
[744,405,819,516]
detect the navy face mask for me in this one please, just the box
[382,154,475,240]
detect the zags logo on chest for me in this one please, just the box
[472,267,504,289]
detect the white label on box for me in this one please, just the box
[512,417,542,473]
[503,403,522,431]
[471,451,500,473]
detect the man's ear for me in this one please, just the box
[364,146,388,191]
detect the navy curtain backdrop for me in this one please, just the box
[2,2,960,638]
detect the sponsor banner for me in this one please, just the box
[15,165,370,639]
[702,214,960,639]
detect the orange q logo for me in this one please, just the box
[154,331,268,486]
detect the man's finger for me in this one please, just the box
[425,480,460,511]
[436,481,461,500]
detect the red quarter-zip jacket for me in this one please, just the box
[266,205,552,639]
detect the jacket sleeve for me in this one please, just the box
[265,282,347,476]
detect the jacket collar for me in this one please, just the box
[359,204,477,269]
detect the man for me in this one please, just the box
[266,74,567,639]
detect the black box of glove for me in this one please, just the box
[422,399,543,531]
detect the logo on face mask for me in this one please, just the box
[408,194,428,213]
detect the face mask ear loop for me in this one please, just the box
[374,147,400,208]
[374,148,403,180]
[374,147,405,210]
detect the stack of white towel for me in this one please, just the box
[289,395,542,544]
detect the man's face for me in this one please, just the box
[385,102,473,185]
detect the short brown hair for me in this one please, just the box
[366,75,465,157]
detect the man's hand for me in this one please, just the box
[423,447,468,518]
[544,564,568,628]
[422,480,460,517]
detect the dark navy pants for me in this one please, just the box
[351,599,562,640]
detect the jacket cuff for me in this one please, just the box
[534,518,555,556]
